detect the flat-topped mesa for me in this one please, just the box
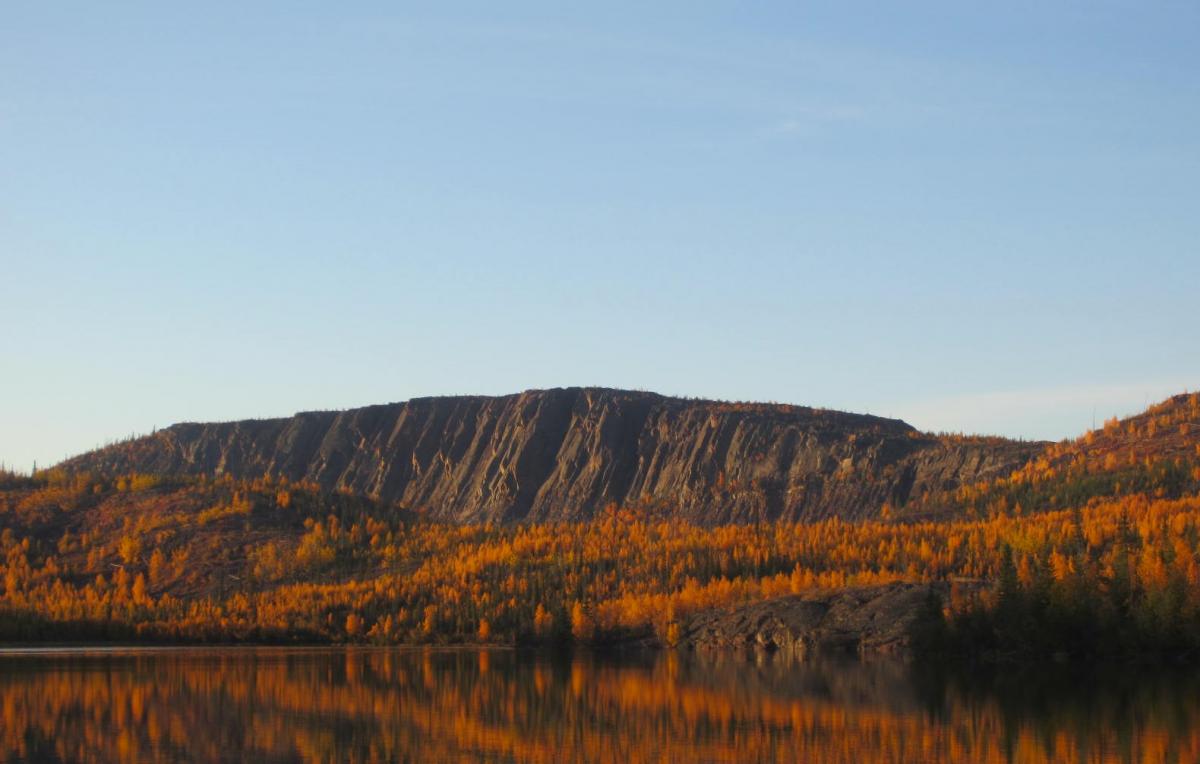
[59,387,1039,524]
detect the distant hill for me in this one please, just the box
[59,387,1040,524]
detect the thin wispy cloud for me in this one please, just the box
[763,105,866,138]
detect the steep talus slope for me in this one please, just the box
[61,388,1041,523]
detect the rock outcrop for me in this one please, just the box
[679,583,949,654]
[60,387,1039,524]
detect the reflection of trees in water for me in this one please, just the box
[916,659,1200,764]
[0,648,1197,763]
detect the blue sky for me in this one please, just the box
[3,2,1198,470]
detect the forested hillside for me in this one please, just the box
[3,392,1200,657]
[949,393,1200,515]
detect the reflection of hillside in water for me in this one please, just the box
[672,650,924,712]
[0,648,1197,763]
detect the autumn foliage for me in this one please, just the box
[1,394,1200,658]
[1,648,1197,764]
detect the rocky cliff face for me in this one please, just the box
[61,388,1039,524]
[679,583,951,654]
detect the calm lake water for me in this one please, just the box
[0,646,1196,763]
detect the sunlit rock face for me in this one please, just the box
[61,388,1039,524]
[679,582,963,653]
